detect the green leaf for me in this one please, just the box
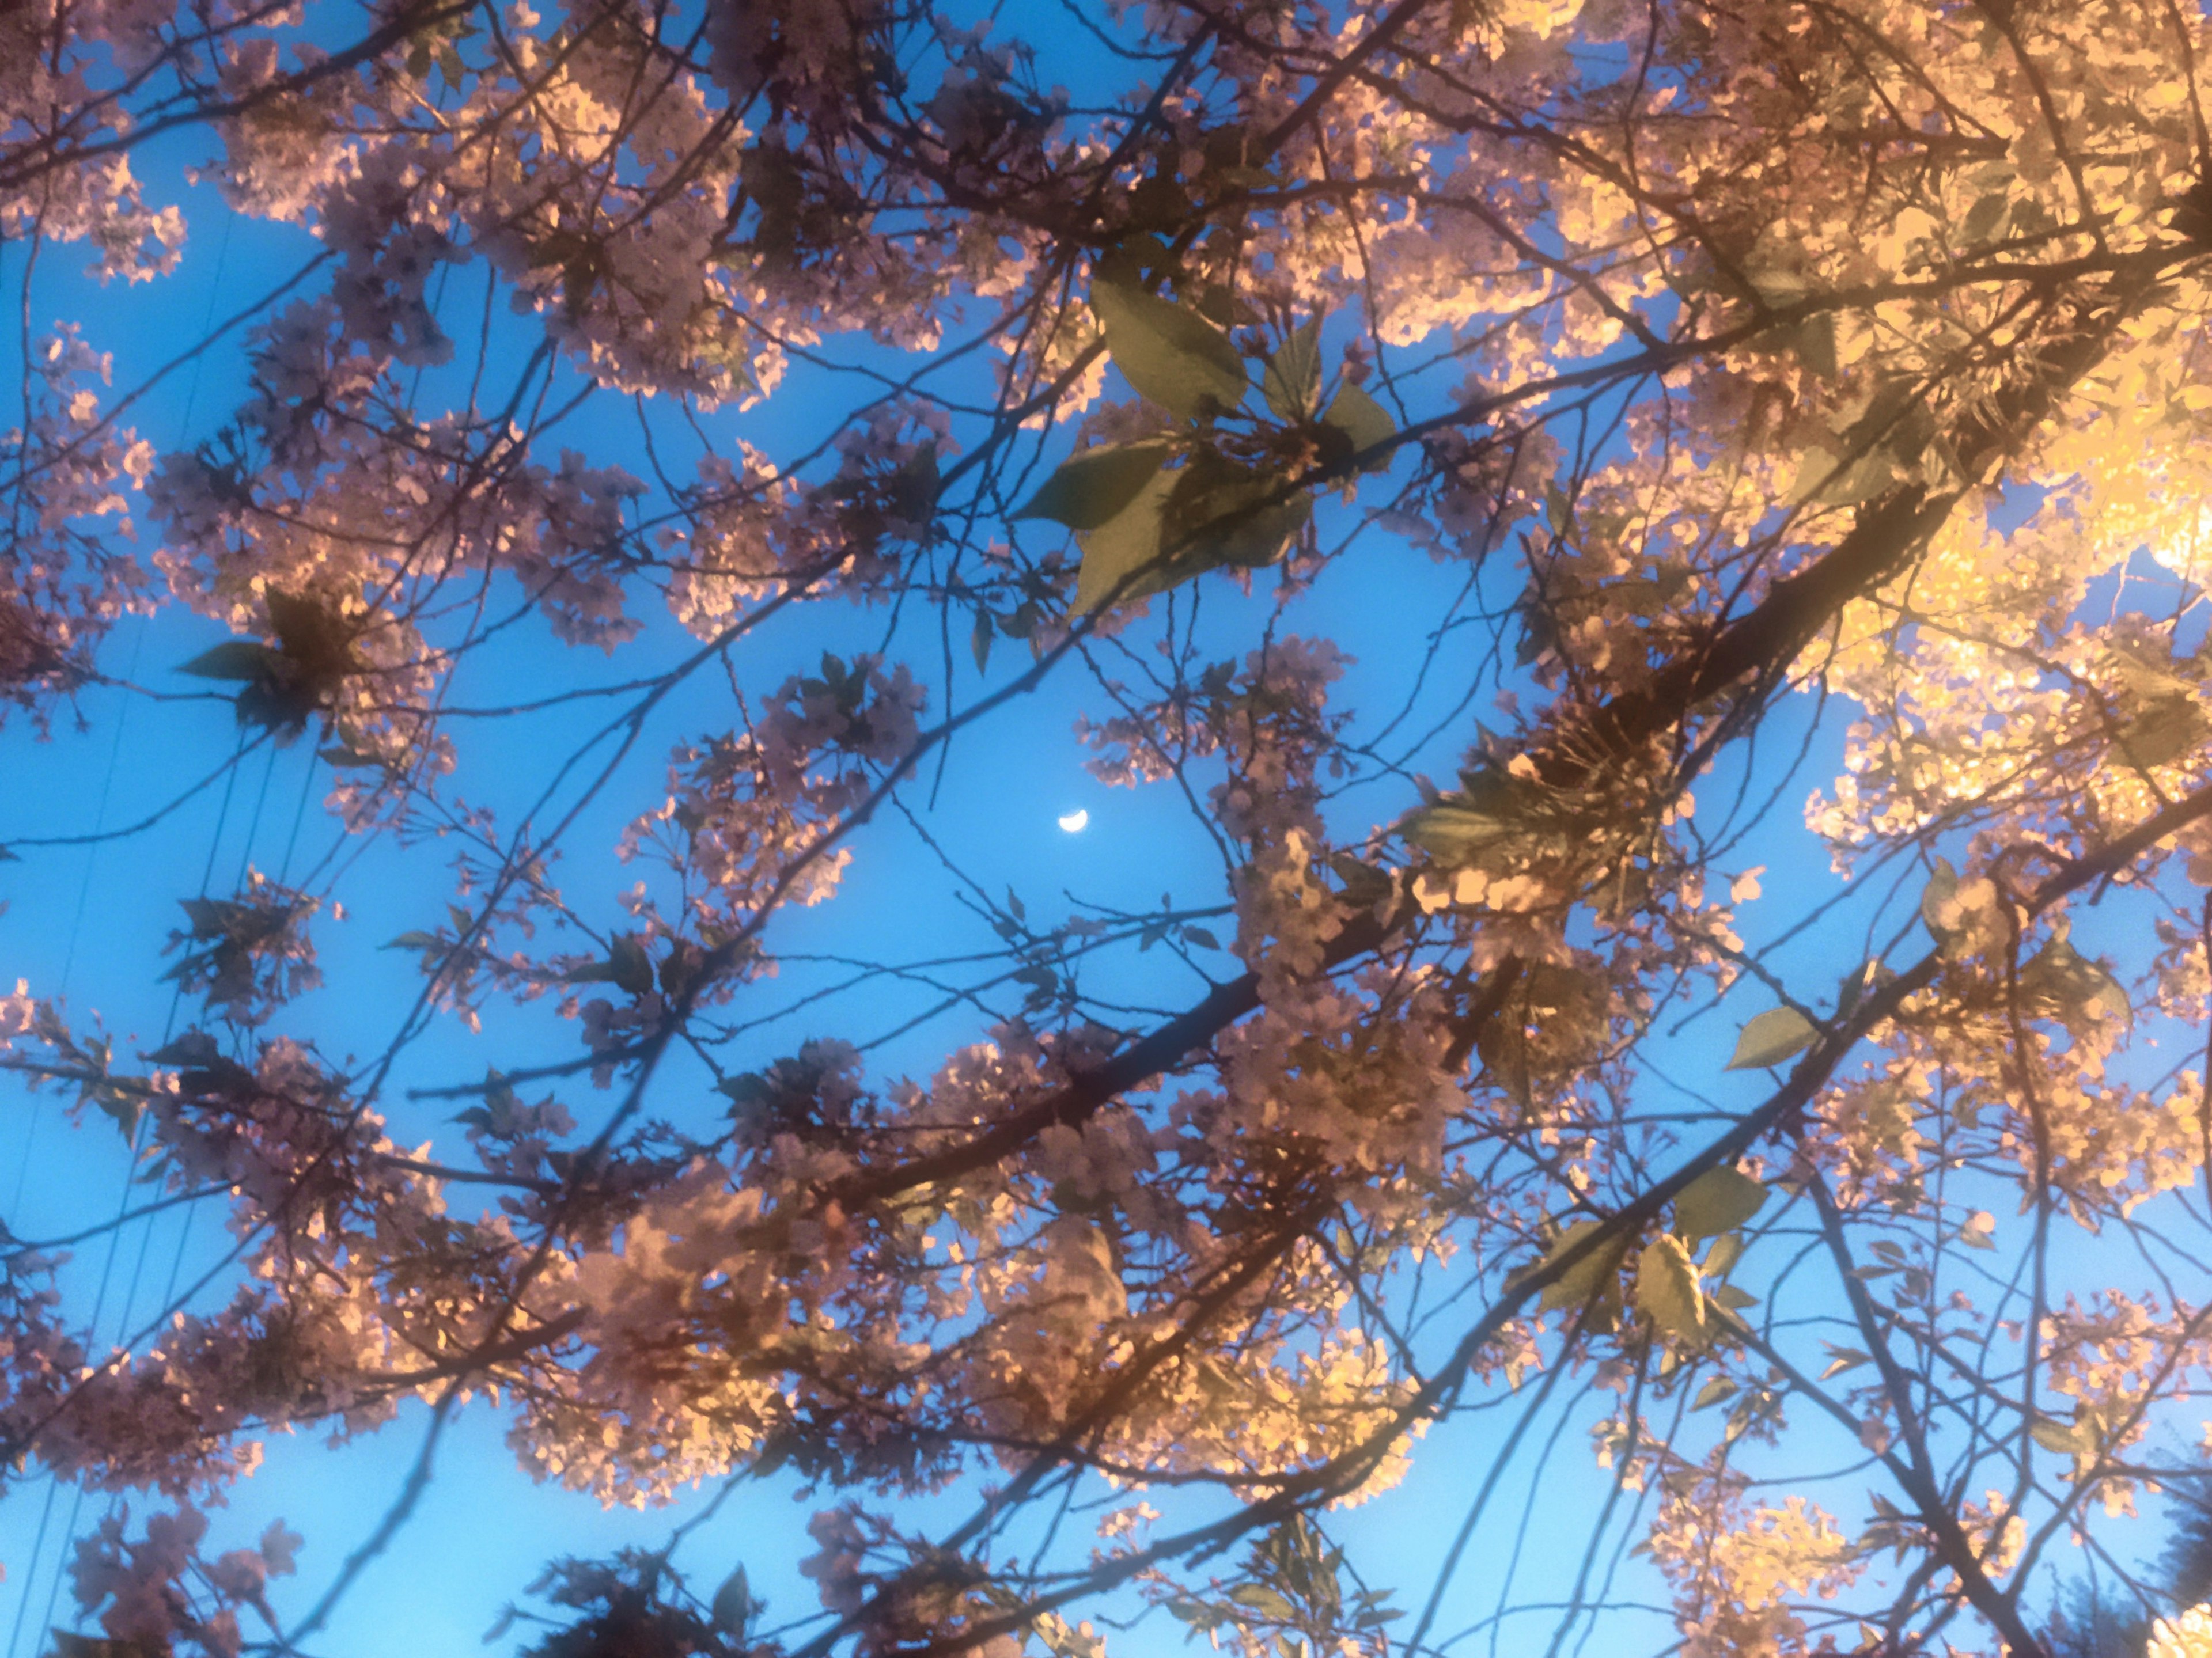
[319,740,385,769]
[1533,1219,1626,1312]
[1262,317,1324,421]
[1229,1585,1298,1620]
[1635,1234,1707,1344]
[1692,1375,1738,1410]
[2029,1417,2090,1456]
[1073,465,1177,613]
[1917,855,1990,961]
[718,1072,771,1107]
[1065,447,1312,612]
[1960,190,2011,245]
[143,1033,218,1069]
[608,933,654,997]
[1013,441,1172,529]
[2024,927,2133,1034]
[1819,1346,1871,1380]
[1700,1232,1744,1277]
[86,1082,142,1141]
[710,1566,753,1636]
[1399,802,1512,862]
[178,640,278,681]
[1726,1006,1819,1071]
[1793,442,1904,507]
[1091,280,1248,420]
[2119,693,2205,770]
[567,934,654,995]
[1838,378,1930,458]
[1743,243,1809,308]
[1162,452,1310,571]
[1920,856,1959,936]
[1328,853,1395,908]
[1673,1165,1766,1240]
[1321,381,1395,470]
[970,609,993,676]
[1784,312,1839,380]
[177,896,234,935]
[383,931,445,952]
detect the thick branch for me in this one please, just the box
[1583,256,2169,771]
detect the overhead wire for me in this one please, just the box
[5,729,245,1658]
[18,62,437,1654]
[3,204,249,1658]
[0,546,150,1658]
[12,729,252,1658]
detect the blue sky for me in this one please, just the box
[7,10,2206,1658]
[0,141,1527,1658]
[0,174,1653,1653]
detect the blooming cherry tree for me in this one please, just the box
[5,1,2212,1656]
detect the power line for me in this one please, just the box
[5,734,251,1658]
[2,187,251,1658]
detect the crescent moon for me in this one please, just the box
[1057,809,1089,833]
